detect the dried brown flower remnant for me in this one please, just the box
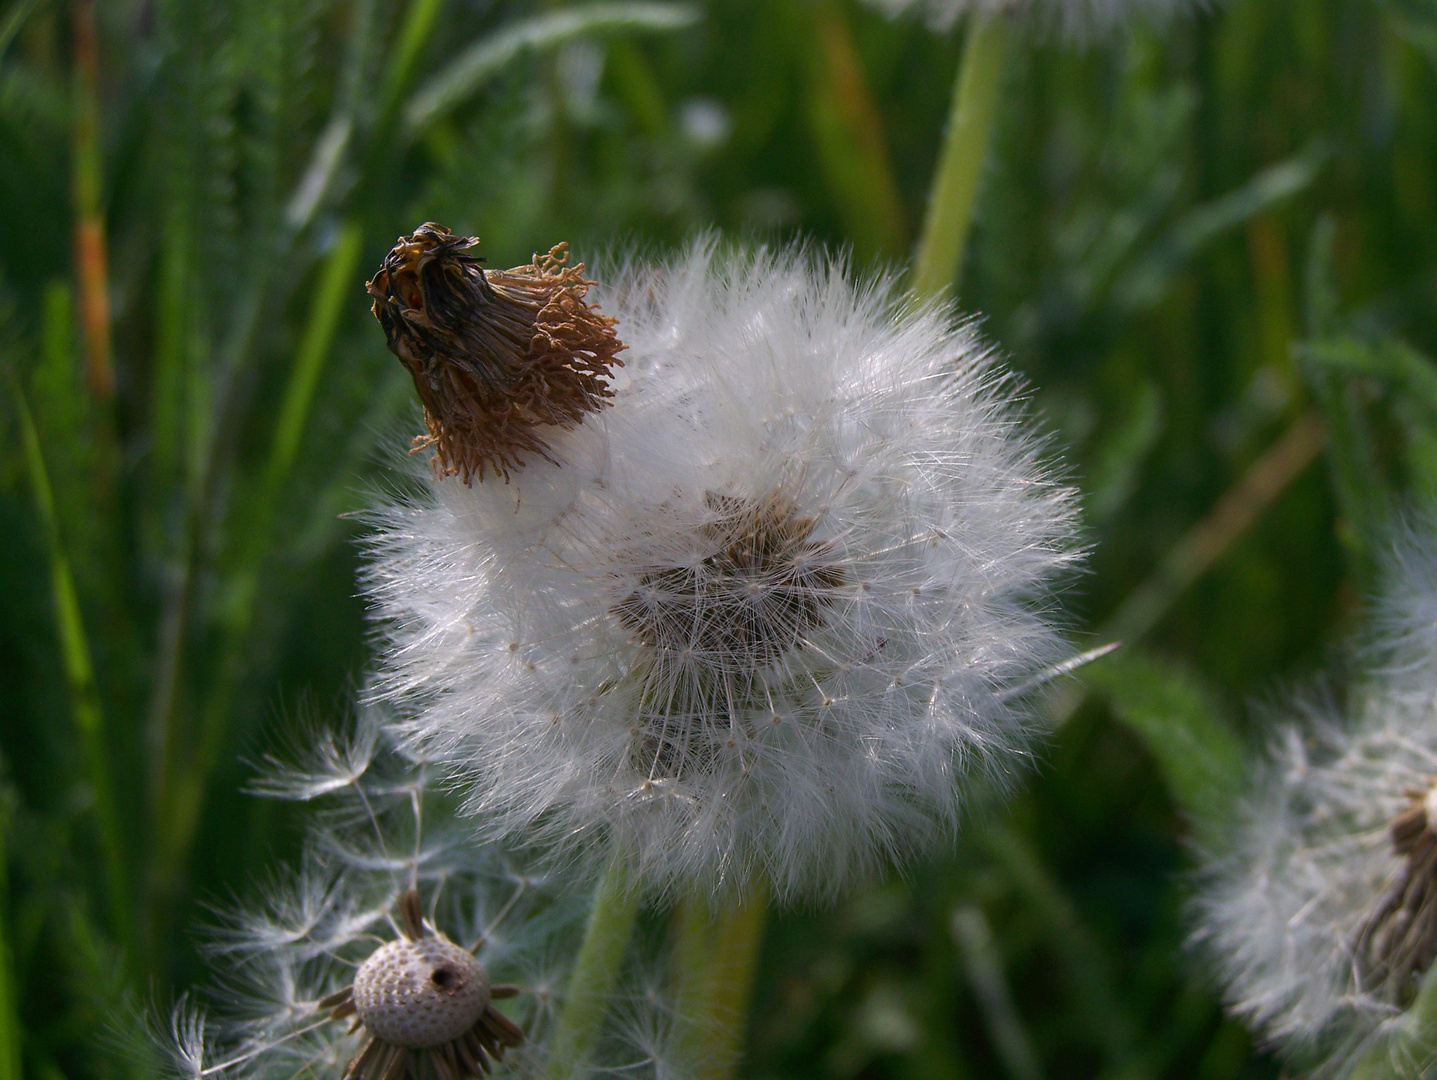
[367,223,625,483]
[1356,782,1437,1006]
[318,889,524,1080]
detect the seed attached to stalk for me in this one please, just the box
[318,889,524,1080]
[367,223,625,483]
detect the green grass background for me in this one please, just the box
[2,0,1436,1077]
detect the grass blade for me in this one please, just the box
[8,372,131,946]
[404,2,699,135]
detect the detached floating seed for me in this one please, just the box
[368,223,625,483]
[318,889,524,1080]
[1356,782,1437,1005]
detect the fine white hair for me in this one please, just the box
[1191,527,1437,1075]
[363,238,1083,904]
[863,0,1215,42]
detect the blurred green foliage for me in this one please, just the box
[1,0,1436,1078]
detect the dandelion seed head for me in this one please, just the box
[154,707,593,1080]
[351,933,491,1047]
[365,239,1082,903]
[1193,529,1437,1073]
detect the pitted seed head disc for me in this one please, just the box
[352,936,490,1048]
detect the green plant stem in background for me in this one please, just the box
[805,0,907,264]
[550,852,642,1079]
[10,375,131,947]
[909,12,1009,303]
[70,0,113,405]
[671,878,769,1080]
[1049,409,1327,729]
[147,222,368,916]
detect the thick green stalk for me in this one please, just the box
[671,879,769,1080]
[550,853,642,1079]
[10,375,131,944]
[910,12,1009,303]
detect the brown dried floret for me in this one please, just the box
[318,889,524,1080]
[1356,782,1437,1006]
[367,223,625,483]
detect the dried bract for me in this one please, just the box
[367,223,625,483]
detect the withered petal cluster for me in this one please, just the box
[368,223,625,483]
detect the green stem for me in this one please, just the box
[9,374,131,944]
[909,12,1010,303]
[671,878,769,1080]
[550,852,642,1079]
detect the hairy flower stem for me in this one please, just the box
[550,852,641,1079]
[910,12,1010,302]
[671,878,769,1080]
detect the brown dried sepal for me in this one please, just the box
[1356,784,1437,1005]
[317,889,525,1080]
[367,223,625,483]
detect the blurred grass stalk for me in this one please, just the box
[69,0,113,407]
[1049,409,1327,728]
[10,375,131,947]
[807,0,907,263]
[910,11,1009,302]
[146,221,367,917]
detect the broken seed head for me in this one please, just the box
[352,936,490,1048]
[367,222,625,484]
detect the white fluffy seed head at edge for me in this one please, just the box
[1191,527,1437,1073]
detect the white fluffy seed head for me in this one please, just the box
[353,936,490,1048]
[364,239,1083,903]
[1191,528,1437,1074]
